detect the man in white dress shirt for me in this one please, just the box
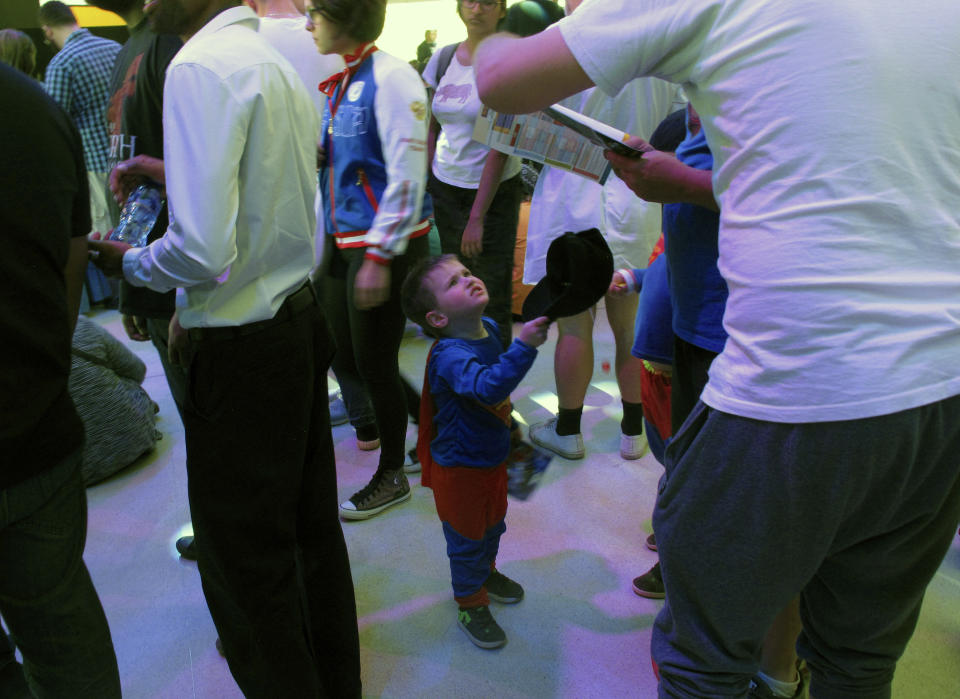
[89,1,361,695]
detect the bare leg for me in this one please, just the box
[604,290,643,404]
[760,596,803,682]
[554,307,597,410]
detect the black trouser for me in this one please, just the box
[670,336,719,433]
[430,173,522,350]
[319,235,429,474]
[181,293,360,698]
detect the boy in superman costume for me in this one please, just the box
[401,254,550,649]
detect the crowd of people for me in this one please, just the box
[2,0,959,697]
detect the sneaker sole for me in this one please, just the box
[620,435,648,460]
[457,618,507,649]
[487,591,523,604]
[632,583,665,599]
[529,432,585,460]
[339,489,411,520]
[356,438,380,451]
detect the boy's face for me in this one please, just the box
[425,259,488,330]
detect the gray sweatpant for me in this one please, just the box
[652,395,960,699]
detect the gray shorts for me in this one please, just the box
[652,396,960,699]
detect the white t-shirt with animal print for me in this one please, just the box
[424,51,521,189]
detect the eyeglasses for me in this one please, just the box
[305,6,330,23]
[460,0,499,9]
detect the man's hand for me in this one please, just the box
[460,216,484,258]
[87,238,131,278]
[110,154,165,206]
[167,312,190,367]
[122,314,151,341]
[354,258,390,310]
[605,137,718,211]
[517,315,550,347]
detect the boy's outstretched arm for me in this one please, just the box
[517,316,550,348]
[475,28,593,114]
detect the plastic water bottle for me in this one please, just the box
[110,184,164,247]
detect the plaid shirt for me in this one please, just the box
[44,29,121,172]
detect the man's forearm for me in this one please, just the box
[475,28,593,114]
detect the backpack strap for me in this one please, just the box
[433,42,460,87]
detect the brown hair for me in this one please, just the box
[314,0,386,43]
[400,254,459,338]
[0,30,37,77]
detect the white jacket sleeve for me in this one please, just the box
[364,57,428,264]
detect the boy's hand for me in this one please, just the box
[609,270,631,296]
[518,316,550,347]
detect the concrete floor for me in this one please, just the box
[78,308,960,698]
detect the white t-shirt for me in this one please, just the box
[560,0,960,423]
[524,79,684,283]
[423,49,521,189]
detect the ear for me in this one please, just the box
[425,310,448,330]
[243,0,259,12]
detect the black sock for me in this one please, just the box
[621,400,644,436]
[555,407,583,436]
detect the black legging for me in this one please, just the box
[319,234,429,473]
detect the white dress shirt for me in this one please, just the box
[122,6,320,328]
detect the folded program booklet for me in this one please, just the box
[472,103,646,185]
[506,439,552,501]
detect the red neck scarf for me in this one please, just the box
[317,42,378,98]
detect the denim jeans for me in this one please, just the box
[0,451,121,698]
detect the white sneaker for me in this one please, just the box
[403,447,421,474]
[529,418,585,460]
[620,432,648,460]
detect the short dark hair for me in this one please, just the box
[401,254,458,338]
[315,0,385,43]
[38,1,77,27]
[84,0,143,15]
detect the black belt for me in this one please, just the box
[187,282,316,343]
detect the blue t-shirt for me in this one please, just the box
[428,318,537,468]
[663,126,728,353]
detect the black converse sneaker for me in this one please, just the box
[457,605,507,649]
[485,570,524,604]
[339,469,410,520]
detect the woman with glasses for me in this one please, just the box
[306,0,431,520]
[423,0,522,351]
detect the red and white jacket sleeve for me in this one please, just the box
[364,56,429,265]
